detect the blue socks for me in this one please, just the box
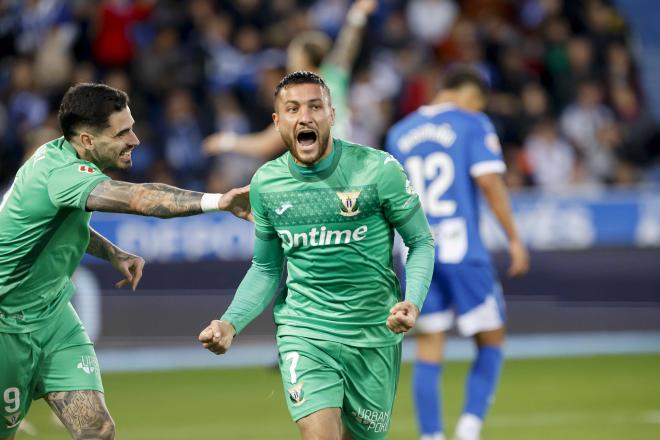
[413,346,503,438]
[463,346,503,419]
[413,361,443,435]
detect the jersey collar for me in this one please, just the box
[420,103,457,117]
[60,137,80,158]
[288,138,342,182]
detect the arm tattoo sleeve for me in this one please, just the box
[87,227,118,262]
[87,180,204,218]
[46,391,114,439]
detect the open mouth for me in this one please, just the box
[119,146,135,161]
[296,130,317,147]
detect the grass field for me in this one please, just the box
[18,354,660,439]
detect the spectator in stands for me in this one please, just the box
[0,0,653,192]
[161,88,208,191]
[610,84,660,167]
[7,58,49,154]
[201,0,377,158]
[92,0,154,69]
[515,82,552,141]
[524,117,579,188]
[560,78,616,183]
[551,36,598,109]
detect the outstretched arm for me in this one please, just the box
[476,173,529,277]
[326,0,377,72]
[86,180,252,221]
[87,227,145,290]
[202,125,285,158]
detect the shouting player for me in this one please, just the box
[199,71,435,440]
[386,68,529,440]
[0,83,252,440]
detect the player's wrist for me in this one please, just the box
[200,193,223,212]
[219,132,237,152]
[509,237,525,248]
[403,299,421,315]
[218,319,237,337]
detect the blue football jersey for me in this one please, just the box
[385,104,505,265]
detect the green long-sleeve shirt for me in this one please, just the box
[222,139,435,347]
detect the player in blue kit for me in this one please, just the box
[385,68,529,440]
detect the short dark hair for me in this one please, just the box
[58,83,129,141]
[273,71,331,104]
[441,67,489,96]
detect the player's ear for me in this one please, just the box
[272,112,280,131]
[330,107,336,126]
[78,131,95,151]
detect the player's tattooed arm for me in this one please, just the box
[88,227,145,290]
[87,227,120,262]
[45,391,115,439]
[87,180,203,218]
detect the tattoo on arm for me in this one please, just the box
[87,180,203,218]
[87,227,118,262]
[46,391,114,439]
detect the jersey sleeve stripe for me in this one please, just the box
[390,202,422,228]
[255,229,278,241]
[470,160,506,177]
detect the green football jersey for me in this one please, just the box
[0,137,109,333]
[237,138,433,347]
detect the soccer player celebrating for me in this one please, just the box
[385,68,530,440]
[199,71,435,440]
[0,83,252,440]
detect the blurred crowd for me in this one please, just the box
[1,0,659,193]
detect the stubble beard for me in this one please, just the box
[286,131,331,166]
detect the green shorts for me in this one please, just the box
[277,335,402,440]
[0,303,103,437]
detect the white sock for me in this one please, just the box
[453,413,482,440]
[421,433,445,440]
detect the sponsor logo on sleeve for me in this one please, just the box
[485,133,502,154]
[403,179,418,209]
[78,165,95,174]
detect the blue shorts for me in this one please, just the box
[416,263,506,336]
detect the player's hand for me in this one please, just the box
[507,238,529,278]
[111,251,145,291]
[202,132,236,156]
[198,320,236,355]
[386,301,420,333]
[219,185,253,222]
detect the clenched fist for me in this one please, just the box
[386,301,420,333]
[198,320,236,355]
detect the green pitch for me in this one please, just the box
[18,354,659,439]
